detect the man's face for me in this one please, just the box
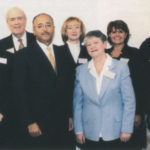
[33,15,55,46]
[7,9,26,38]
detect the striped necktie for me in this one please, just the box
[18,39,24,50]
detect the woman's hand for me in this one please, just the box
[120,133,131,142]
[76,133,85,144]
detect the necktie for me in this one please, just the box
[18,39,24,50]
[47,47,56,71]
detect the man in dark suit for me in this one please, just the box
[0,7,35,147]
[139,38,150,129]
[13,13,71,148]
[0,7,35,51]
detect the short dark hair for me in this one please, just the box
[107,20,130,45]
[32,13,54,25]
[84,30,107,45]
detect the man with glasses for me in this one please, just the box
[13,13,71,148]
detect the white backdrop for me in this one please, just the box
[0,0,150,48]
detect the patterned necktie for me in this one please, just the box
[18,39,24,50]
[47,47,56,71]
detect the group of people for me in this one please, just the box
[0,6,149,150]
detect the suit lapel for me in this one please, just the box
[53,45,61,75]
[85,68,99,103]
[65,44,76,65]
[33,42,56,77]
[99,60,116,103]
[7,35,16,53]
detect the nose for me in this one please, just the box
[14,18,19,24]
[42,25,48,31]
[115,31,120,36]
[90,44,95,50]
[72,27,76,32]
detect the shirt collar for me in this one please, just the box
[88,54,112,78]
[36,40,55,57]
[88,54,112,69]
[12,32,27,50]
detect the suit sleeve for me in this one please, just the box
[13,52,36,127]
[73,66,84,134]
[120,63,136,133]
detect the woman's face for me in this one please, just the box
[86,36,106,58]
[109,27,127,45]
[66,20,82,42]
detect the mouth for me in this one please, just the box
[113,37,122,40]
[42,33,50,36]
[71,34,77,36]
[14,26,21,29]
[91,49,97,52]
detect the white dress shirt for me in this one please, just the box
[12,32,27,51]
[37,40,56,63]
[88,54,112,138]
[88,54,112,95]
[67,41,80,63]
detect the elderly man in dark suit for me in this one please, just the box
[0,7,35,147]
[0,7,35,51]
[13,13,71,149]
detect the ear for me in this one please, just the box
[33,27,36,36]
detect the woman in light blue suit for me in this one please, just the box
[73,30,136,150]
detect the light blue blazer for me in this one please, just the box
[73,58,136,142]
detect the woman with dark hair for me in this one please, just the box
[106,20,146,150]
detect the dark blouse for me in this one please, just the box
[106,45,142,115]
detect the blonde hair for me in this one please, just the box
[61,16,86,43]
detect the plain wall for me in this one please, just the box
[0,0,150,48]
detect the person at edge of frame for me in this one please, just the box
[0,7,35,148]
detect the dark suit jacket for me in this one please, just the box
[0,31,35,112]
[13,42,71,137]
[0,32,35,51]
[139,38,150,129]
[59,43,91,117]
[0,32,35,146]
[0,32,35,114]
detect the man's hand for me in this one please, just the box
[68,117,74,131]
[134,115,141,127]
[28,123,42,137]
[120,133,131,142]
[76,133,85,144]
[0,113,3,122]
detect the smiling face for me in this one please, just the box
[7,8,26,38]
[109,27,127,45]
[66,20,82,43]
[86,36,107,58]
[33,14,55,46]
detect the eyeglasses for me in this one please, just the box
[34,23,53,29]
